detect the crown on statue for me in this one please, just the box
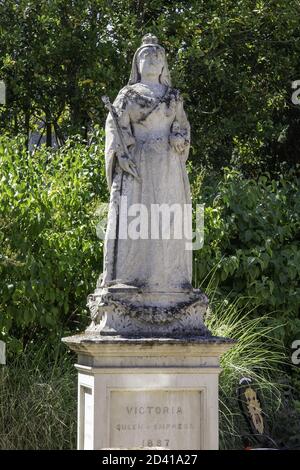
[142,33,159,46]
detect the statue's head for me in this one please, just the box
[128,34,171,86]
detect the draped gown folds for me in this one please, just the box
[102,84,193,293]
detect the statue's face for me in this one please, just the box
[137,46,165,78]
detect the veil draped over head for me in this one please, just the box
[128,33,172,87]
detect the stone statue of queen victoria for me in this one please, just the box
[87,34,209,337]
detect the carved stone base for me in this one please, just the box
[61,335,236,449]
[86,285,210,338]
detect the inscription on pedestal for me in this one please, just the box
[109,390,202,449]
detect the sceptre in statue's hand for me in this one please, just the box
[101,95,140,182]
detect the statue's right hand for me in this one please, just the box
[117,154,141,181]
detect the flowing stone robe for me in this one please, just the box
[102,84,193,293]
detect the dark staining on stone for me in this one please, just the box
[124,87,154,109]
[179,281,193,291]
[129,121,134,137]
[163,88,180,107]
[119,86,181,125]
[119,297,208,319]
[65,333,236,344]
[130,279,148,289]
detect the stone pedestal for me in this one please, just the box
[62,334,234,450]
[86,285,210,338]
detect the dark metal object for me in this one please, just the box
[237,377,278,449]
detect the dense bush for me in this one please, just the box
[192,167,300,345]
[0,133,107,351]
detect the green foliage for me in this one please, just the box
[0,133,298,448]
[193,167,300,344]
[0,132,107,348]
[205,293,288,449]
[0,342,76,449]
[0,0,118,137]
[1,1,300,172]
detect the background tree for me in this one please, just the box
[0,0,300,174]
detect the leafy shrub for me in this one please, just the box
[193,167,300,344]
[0,133,107,350]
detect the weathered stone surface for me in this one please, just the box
[62,334,235,450]
[100,32,192,294]
[86,285,209,337]
[0,81,6,106]
[0,340,5,365]
[109,390,201,450]
[63,333,236,357]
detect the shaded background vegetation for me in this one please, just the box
[0,0,299,449]
[1,0,300,173]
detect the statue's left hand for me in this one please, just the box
[169,133,186,154]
